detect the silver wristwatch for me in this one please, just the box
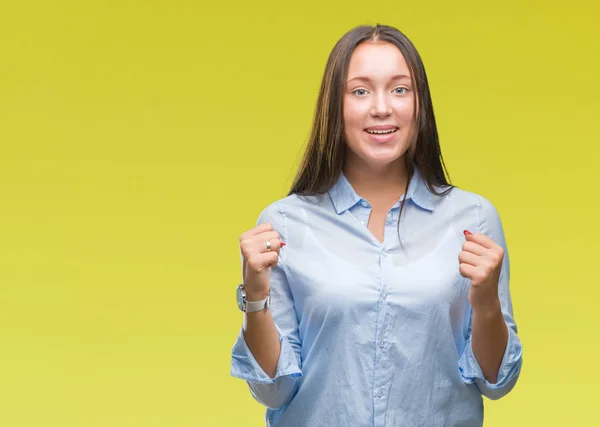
[236,284,270,313]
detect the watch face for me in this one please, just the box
[236,285,245,311]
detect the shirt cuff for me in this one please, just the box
[231,325,302,384]
[458,327,523,400]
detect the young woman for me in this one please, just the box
[231,24,523,427]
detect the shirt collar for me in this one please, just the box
[329,166,434,214]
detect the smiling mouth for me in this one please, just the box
[365,128,398,135]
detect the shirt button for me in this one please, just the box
[382,292,387,299]
[382,251,388,257]
[379,341,385,348]
[377,390,384,397]
[360,201,369,208]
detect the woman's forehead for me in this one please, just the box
[347,42,411,82]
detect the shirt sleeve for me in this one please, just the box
[230,201,303,409]
[458,195,523,400]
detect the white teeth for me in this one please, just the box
[366,129,397,135]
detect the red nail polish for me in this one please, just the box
[280,242,286,247]
[463,230,472,235]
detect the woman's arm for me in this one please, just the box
[243,298,281,379]
[457,195,523,400]
[471,300,508,383]
[231,202,303,409]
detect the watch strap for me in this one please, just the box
[245,295,270,313]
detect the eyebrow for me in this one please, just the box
[346,74,411,84]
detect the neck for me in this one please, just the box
[343,158,409,208]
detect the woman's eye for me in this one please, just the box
[352,88,368,96]
[352,87,408,96]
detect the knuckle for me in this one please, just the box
[248,258,261,271]
[240,239,251,253]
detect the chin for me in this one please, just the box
[365,146,408,161]
[345,137,409,169]
[360,155,405,169]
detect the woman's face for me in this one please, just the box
[343,41,416,173]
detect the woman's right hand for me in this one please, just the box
[239,223,285,300]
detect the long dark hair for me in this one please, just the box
[288,24,453,235]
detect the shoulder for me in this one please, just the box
[255,193,324,228]
[438,186,497,212]
[435,186,503,234]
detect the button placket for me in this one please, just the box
[374,246,392,424]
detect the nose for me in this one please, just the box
[369,92,392,118]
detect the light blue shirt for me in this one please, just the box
[231,167,523,426]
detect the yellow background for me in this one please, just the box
[1,0,598,425]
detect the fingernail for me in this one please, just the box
[280,242,287,247]
[463,230,472,235]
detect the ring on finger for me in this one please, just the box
[265,240,272,251]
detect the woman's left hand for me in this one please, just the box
[458,230,504,311]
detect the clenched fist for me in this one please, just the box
[239,222,286,300]
[458,230,504,311]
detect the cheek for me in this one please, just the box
[344,102,368,130]
[393,98,415,122]
[343,105,364,129]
